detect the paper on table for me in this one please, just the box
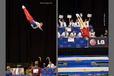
[68,37,74,42]
[66,27,71,32]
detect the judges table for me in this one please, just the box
[58,27,93,48]
[58,37,88,48]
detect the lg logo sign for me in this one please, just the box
[97,40,105,45]
[90,39,96,46]
[89,38,107,47]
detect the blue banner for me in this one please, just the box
[58,38,87,47]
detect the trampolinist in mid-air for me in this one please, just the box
[22,5,43,31]
[76,14,89,38]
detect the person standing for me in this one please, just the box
[59,18,67,27]
[31,61,42,76]
[70,30,76,38]
[6,66,12,76]
[68,19,75,27]
[47,61,56,68]
[74,18,80,27]
[89,29,95,37]
[61,29,69,38]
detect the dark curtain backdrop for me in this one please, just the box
[58,0,108,37]
[58,48,108,55]
[6,0,56,63]
[58,0,108,55]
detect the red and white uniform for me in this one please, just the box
[80,27,89,37]
[22,6,34,22]
[22,5,38,27]
[31,66,41,76]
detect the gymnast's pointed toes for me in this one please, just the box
[22,5,25,9]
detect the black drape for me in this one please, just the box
[6,0,56,63]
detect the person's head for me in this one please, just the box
[40,22,43,27]
[72,30,75,33]
[49,61,52,64]
[70,19,73,22]
[35,61,38,66]
[76,18,79,22]
[65,29,67,33]
[91,29,94,32]
[61,19,64,22]
[7,66,11,70]
[105,29,108,33]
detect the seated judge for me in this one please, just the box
[61,29,69,38]
[58,32,61,38]
[69,30,76,38]
[89,29,95,37]
[77,32,82,37]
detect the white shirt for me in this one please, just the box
[47,64,55,68]
[59,19,67,27]
[58,32,61,38]
[77,32,82,37]
[68,22,75,27]
[61,32,69,37]
[84,21,89,27]
[70,32,76,37]
[74,22,80,27]
[89,32,95,37]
